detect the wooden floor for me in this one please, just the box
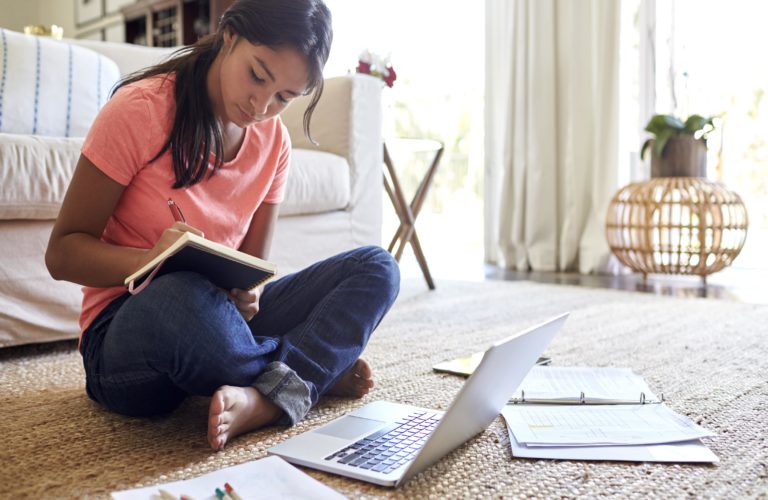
[393,243,765,304]
[483,265,768,304]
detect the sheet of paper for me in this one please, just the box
[511,366,658,402]
[112,456,346,500]
[502,404,714,446]
[504,420,719,463]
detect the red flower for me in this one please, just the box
[383,66,397,88]
[355,51,396,88]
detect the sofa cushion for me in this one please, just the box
[0,133,82,220]
[281,149,351,216]
[0,29,120,138]
[0,135,351,220]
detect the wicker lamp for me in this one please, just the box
[606,114,749,284]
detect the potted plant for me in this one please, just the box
[640,114,716,177]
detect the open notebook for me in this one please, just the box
[124,232,277,294]
[500,366,719,463]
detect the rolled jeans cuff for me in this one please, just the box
[253,361,312,426]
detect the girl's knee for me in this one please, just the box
[115,271,234,344]
[149,271,219,300]
[356,246,400,302]
[139,272,224,313]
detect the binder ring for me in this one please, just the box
[579,391,586,404]
[640,392,646,404]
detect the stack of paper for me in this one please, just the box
[111,456,346,500]
[501,367,719,463]
[508,366,659,403]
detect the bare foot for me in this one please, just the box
[207,385,282,451]
[327,358,375,398]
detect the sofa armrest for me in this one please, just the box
[280,74,383,212]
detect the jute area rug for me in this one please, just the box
[1,279,767,499]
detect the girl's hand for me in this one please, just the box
[141,222,205,268]
[228,287,261,322]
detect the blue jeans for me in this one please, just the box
[80,246,400,425]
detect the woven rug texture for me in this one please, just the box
[1,279,767,499]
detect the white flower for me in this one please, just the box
[358,49,373,64]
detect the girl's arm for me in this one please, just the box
[237,202,280,260]
[229,202,279,321]
[45,154,201,287]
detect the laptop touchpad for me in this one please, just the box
[315,416,387,440]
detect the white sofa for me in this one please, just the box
[0,35,383,348]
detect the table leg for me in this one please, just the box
[409,231,435,290]
[410,146,444,218]
[384,181,414,258]
[382,142,442,290]
[384,144,418,260]
[388,145,444,255]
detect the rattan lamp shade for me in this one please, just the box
[606,177,748,282]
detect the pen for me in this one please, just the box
[224,483,243,500]
[168,197,187,223]
[214,487,227,500]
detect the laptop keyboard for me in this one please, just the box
[324,410,441,474]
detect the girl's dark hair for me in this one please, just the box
[113,0,332,188]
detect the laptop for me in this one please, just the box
[268,313,568,487]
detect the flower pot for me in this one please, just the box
[650,135,707,178]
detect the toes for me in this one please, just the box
[208,432,223,451]
[354,377,372,388]
[354,359,372,379]
[209,413,221,429]
[210,390,226,414]
[208,423,229,451]
[208,388,232,450]
[218,432,228,449]
[327,359,375,398]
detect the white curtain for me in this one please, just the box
[484,0,620,273]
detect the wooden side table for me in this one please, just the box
[383,138,444,290]
[605,177,749,284]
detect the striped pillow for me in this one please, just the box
[0,28,120,138]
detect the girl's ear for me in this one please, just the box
[223,29,238,53]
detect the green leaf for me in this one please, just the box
[683,114,714,134]
[640,139,653,160]
[645,114,685,136]
[652,129,674,157]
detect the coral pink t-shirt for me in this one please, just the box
[79,74,290,332]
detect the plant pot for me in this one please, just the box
[650,135,707,177]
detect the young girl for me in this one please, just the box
[45,0,400,451]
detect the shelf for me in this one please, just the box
[122,0,234,47]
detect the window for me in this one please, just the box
[324,1,485,279]
[648,0,768,271]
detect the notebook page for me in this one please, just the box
[512,367,658,402]
[502,404,714,446]
[111,456,345,500]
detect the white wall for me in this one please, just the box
[0,0,122,42]
[0,0,48,32]
[39,0,76,41]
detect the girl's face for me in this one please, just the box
[216,31,310,127]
